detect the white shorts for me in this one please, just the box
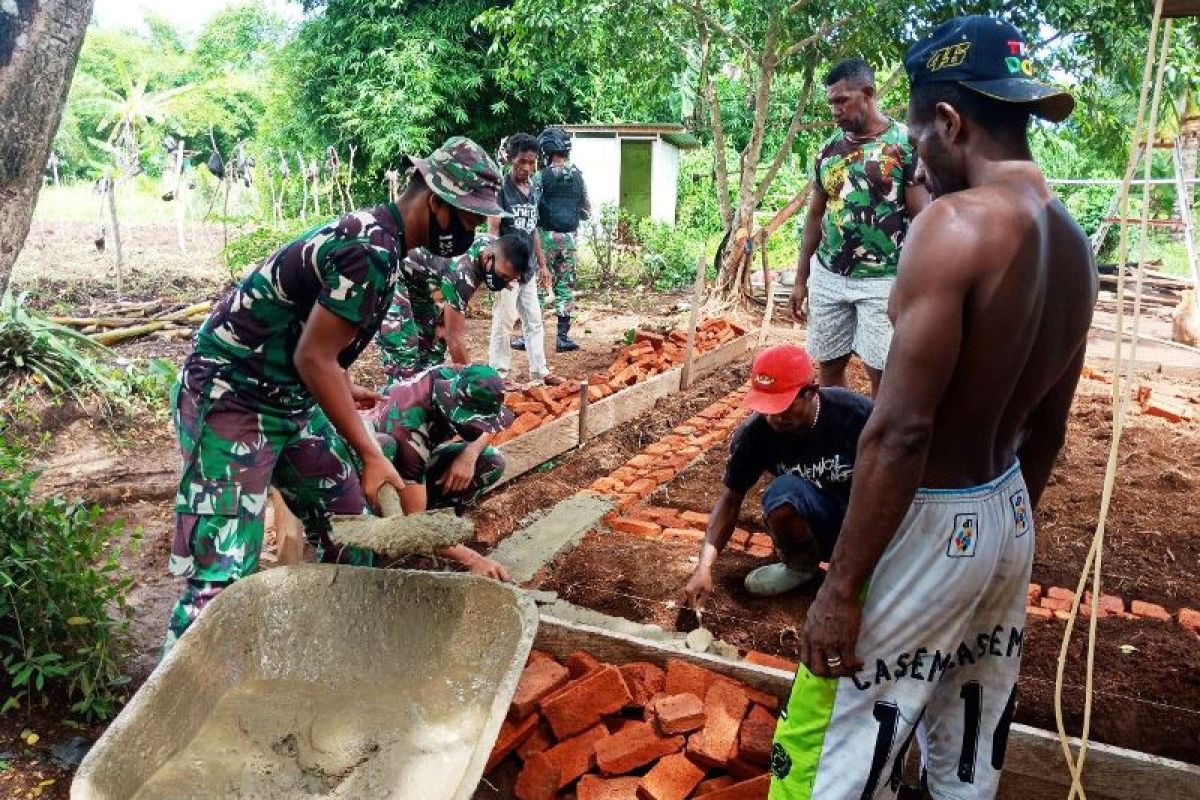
[807,261,895,371]
[770,462,1035,800]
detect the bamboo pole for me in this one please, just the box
[90,321,171,345]
[680,255,706,389]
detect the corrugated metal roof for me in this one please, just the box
[560,124,702,148]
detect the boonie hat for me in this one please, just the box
[905,15,1074,123]
[742,344,816,415]
[432,364,515,436]
[404,136,511,217]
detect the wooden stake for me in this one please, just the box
[577,380,590,445]
[680,255,706,389]
[174,140,187,255]
[758,242,775,345]
[106,182,124,297]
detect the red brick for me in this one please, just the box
[486,712,541,772]
[527,649,554,665]
[664,659,723,698]
[612,365,641,387]
[511,658,571,720]
[606,717,641,735]
[566,650,604,679]
[628,454,656,469]
[743,688,780,712]
[591,477,621,494]
[612,466,638,482]
[645,442,673,455]
[616,493,642,510]
[527,386,553,406]
[695,776,737,796]
[510,411,543,436]
[620,662,666,708]
[649,693,706,735]
[516,723,555,761]
[630,506,670,521]
[1177,608,1200,633]
[628,478,659,497]
[687,680,750,768]
[1144,398,1192,423]
[1040,596,1072,613]
[510,401,545,415]
[737,705,776,765]
[543,664,633,739]
[1026,606,1054,620]
[675,509,709,526]
[578,774,642,800]
[1083,591,1125,617]
[1131,600,1172,621]
[635,330,667,347]
[610,517,663,538]
[662,527,705,543]
[673,425,696,436]
[743,651,797,673]
[747,543,774,558]
[589,384,606,402]
[543,724,609,788]
[1027,584,1042,605]
[595,721,684,775]
[514,752,559,800]
[699,774,770,799]
[1047,586,1075,602]
[652,468,677,483]
[637,752,706,800]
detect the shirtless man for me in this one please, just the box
[768,17,1097,800]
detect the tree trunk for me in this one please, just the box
[0,0,94,294]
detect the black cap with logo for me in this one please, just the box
[904,15,1075,123]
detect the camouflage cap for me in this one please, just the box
[431,364,515,436]
[405,136,510,218]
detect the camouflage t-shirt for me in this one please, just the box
[370,365,487,483]
[812,119,916,278]
[182,204,405,414]
[400,233,491,323]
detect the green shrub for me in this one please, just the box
[631,217,704,291]
[221,218,315,275]
[0,471,139,720]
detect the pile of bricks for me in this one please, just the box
[587,390,751,513]
[493,318,747,446]
[487,650,778,800]
[1027,584,1200,635]
[1135,384,1195,424]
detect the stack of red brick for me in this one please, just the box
[493,318,747,446]
[487,650,778,799]
[605,506,774,559]
[588,391,750,513]
[1026,584,1200,634]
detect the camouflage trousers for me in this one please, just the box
[377,288,446,384]
[538,230,577,318]
[165,381,373,651]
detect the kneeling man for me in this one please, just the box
[684,344,871,609]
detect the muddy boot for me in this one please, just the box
[743,562,819,597]
[511,336,526,351]
[556,316,579,352]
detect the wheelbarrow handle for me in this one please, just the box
[379,484,403,518]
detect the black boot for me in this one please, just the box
[510,336,526,351]
[556,316,579,352]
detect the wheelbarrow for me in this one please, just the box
[72,565,537,799]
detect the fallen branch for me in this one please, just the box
[89,321,172,345]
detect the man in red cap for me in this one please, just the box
[683,344,872,606]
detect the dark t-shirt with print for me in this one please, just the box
[498,173,540,280]
[723,388,873,504]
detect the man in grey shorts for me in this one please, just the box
[790,58,928,396]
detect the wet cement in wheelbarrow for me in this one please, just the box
[133,677,486,799]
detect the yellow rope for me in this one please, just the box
[1053,3,1169,796]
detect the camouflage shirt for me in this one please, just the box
[811,119,916,278]
[182,204,405,414]
[370,365,488,483]
[400,233,491,323]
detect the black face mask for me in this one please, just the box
[430,201,476,257]
[480,256,508,291]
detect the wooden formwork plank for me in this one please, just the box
[495,334,751,486]
[581,369,681,439]
[494,410,579,488]
[533,616,1200,800]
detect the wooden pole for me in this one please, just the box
[174,140,187,255]
[680,255,706,389]
[577,380,590,445]
[106,181,124,297]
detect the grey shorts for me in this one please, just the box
[807,261,895,371]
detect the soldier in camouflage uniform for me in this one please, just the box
[790,59,927,397]
[165,137,508,651]
[377,232,529,383]
[535,127,591,352]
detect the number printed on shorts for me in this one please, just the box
[861,684,1017,794]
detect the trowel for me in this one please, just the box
[329,485,473,559]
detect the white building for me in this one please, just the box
[561,124,700,225]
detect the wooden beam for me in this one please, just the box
[680,256,706,389]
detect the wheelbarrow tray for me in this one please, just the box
[72,565,537,800]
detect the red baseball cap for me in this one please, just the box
[742,344,816,414]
